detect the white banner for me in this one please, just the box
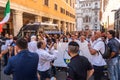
[53,42,71,67]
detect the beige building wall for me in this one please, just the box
[101,0,120,30]
[0,0,76,35]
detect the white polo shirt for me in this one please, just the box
[91,38,106,66]
[79,40,93,63]
[36,49,58,71]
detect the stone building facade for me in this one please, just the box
[0,0,76,36]
[76,0,100,31]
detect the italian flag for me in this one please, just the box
[0,0,10,32]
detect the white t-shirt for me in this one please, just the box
[28,41,38,53]
[79,40,93,63]
[91,38,106,66]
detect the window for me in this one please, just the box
[95,2,98,5]
[60,7,65,14]
[54,4,57,10]
[95,11,98,15]
[89,3,91,6]
[89,17,91,22]
[95,2,98,8]
[86,3,88,6]
[83,18,85,23]
[66,0,68,3]
[83,16,90,23]
[73,3,74,8]
[94,24,97,30]
[81,5,83,7]
[60,8,63,13]
[70,0,72,6]
[44,0,49,6]
[83,4,85,7]
[66,11,69,16]
[95,18,98,22]
[86,16,89,22]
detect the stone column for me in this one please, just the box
[63,22,66,34]
[67,23,70,32]
[13,10,23,36]
[35,16,42,22]
[74,24,76,31]
[70,23,73,32]
[66,22,68,32]
[57,20,61,31]
[73,24,75,31]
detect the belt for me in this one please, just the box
[93,65,108,70]
[55,67,67,72]
[38,69,50,73]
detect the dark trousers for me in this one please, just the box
[51,65,56,76]
[3,53,8,66]
[93,65,104,80]
[38,69,50,80]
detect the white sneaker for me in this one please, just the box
[50,77,56,80]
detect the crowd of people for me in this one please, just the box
[0,30,120,80]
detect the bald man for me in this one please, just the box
[88,31,106,80]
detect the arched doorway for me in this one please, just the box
[85,25,89,30]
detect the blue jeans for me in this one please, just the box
[118,56,120,80]
[108,57,119,80]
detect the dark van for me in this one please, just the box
[17,22,62,38]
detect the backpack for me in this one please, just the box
[99,39,120,59]
[99,41,111,59]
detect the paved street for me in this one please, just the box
[0,65,12,80]
[0,59,12,80]
[0,67,67,80]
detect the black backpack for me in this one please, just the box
[99,41,111,59]
[99,39,120,59]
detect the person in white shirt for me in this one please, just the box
[28,35,38,53]
[79,35,93,63]
[88,31,106,80]
[89,35,95,45]
[69,34,81,47]
[36,40,58,80]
